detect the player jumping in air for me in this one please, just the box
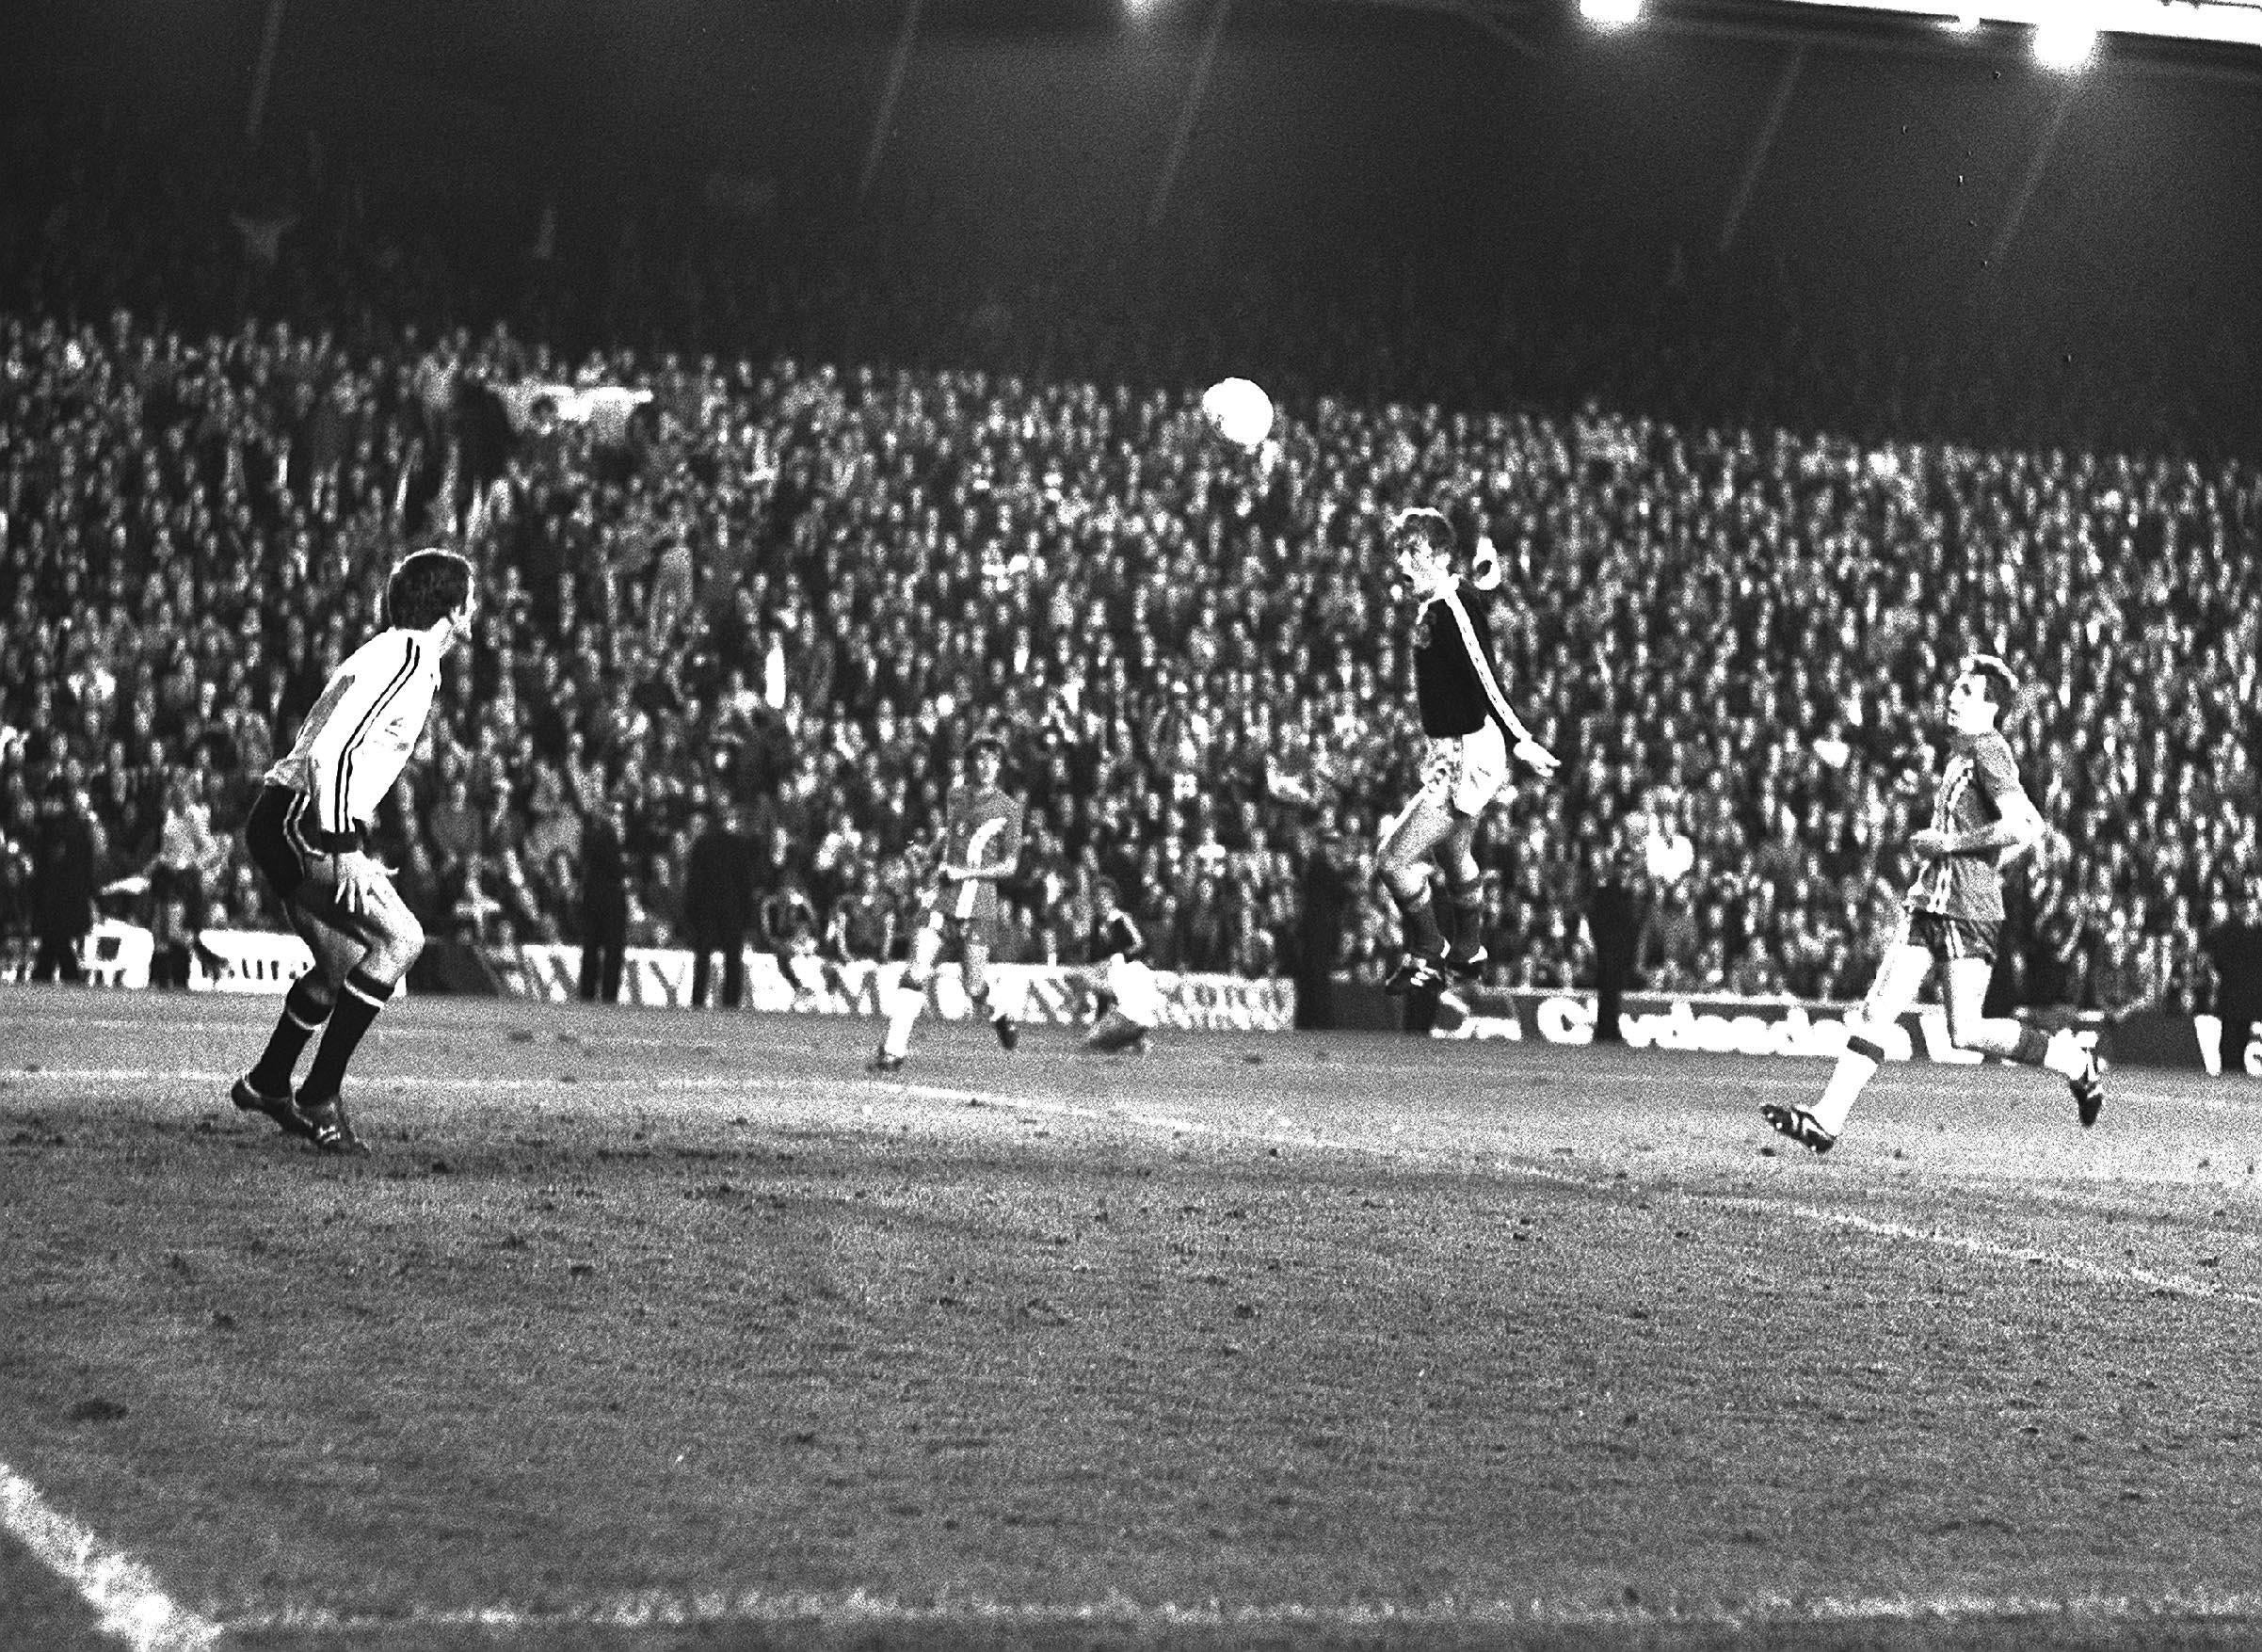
[1762,654,2107,1154]
[230,548,477,1154]
[870,728,1025,1071]
[1376,507,1559,997]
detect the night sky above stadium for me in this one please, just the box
[8,0,2258,437]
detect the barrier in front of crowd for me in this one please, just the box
[9,926,2249,1073]
[192,926,319,993]
[484,943,1298,1034]
[0,920,158,989]
[0,924,398,996]
[1428,985,2254,1074]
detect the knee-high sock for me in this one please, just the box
[1389,882,1445,957]
[1444,878,1484,956]
[1810,1032,1887,1137]
[249,974,332,1096]
[299,968,390,1102]
[881,982,924,1059]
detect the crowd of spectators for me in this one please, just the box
[3,100,2260,1018]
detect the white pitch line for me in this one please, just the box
[0,1462,222,1651]
[10,1067,2254,1308]
[1716,1196,2262,1309]
[869,1078,2262,1311]
[221,1582,2262,1639]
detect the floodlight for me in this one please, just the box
[1580,0,1644,26]
[2032,19,2098,69]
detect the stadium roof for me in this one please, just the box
[1317,0,2262,79]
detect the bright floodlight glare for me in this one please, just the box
[1580,0,1644,26]
[2032,19,2098,69]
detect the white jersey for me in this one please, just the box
[265,629,441,848]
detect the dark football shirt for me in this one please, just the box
[1412,578,1511,739]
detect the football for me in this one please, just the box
[1200,377,1274,450]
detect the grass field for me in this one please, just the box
[4,981,2262,1652]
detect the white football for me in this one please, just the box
[1200,377,1274,450]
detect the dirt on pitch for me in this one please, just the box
[4,986,2261,1650]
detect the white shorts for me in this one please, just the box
[1103,956,1163,1030]
[1421,723,1511,818]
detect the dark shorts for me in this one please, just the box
[244,783,385,948]
[1906,908,2000,966]
[246,783,320,902]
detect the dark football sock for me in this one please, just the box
[1391,886,1446,957]
[249,974,333,1096]
[1445,883,1484,954]
[298,969,389,1102]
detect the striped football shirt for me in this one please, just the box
[265,629,441,851]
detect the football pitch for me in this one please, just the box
[4,983,2261,1652]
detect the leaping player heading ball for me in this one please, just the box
[1376,506,1560,998]
[871,726,1026,1071]
[1763,653,2106,1154]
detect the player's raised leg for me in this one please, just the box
[1941,954,2107,1127]
[1377,781,1454,995]
[1435,811,1491,978]
[1765,934,1933,1152]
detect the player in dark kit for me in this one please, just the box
[230,548,477,1153]
[1083,875,1160,1054]
[1763,655,2107,1154]
[870,729,1026,1071]
[1375,507,1560,997]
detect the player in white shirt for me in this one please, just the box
[230,548,476,1153]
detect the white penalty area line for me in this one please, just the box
[0,1462,222,1651]
[222,1583,2262,1640]
[872,1079,2262,1313]
[1713,1196,2262,1310]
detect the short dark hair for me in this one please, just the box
[1963,653,2019,714]
[386,548,474,632]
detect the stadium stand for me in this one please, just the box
[2,92,2258,1018]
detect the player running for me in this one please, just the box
[870,728,1025,1071]
[229,548,477,1154]
[1763,654,2107,1154]
[1375,506,1559,997]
